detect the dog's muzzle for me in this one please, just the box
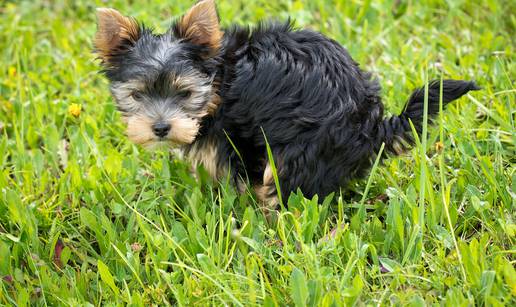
[152,122,171,138]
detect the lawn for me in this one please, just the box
[0,0,514,305]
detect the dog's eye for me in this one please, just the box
[177,90,191,99]
[131,91,144,101]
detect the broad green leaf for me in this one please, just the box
[290,268,309,307]
[97,260,120,296]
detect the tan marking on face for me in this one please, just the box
[125,115,156,145]
[187,138,226,180]
[124,112,200,147]
[167,114,200,144]
[169,74,203,91]
[95,8,140,62]
[176,0,223,53]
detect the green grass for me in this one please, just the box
[0,0,514,305]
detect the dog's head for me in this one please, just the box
[95,0,222,148]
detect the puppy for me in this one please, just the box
[94,0,478,210]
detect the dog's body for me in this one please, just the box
[95,0,478,208]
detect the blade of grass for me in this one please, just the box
[418,71,429,232]
[358,142,385,222]
[437,76,467,282]
[261,127,284,210]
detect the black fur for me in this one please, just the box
[199,21,478,201]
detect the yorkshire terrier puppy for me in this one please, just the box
[94,0,478,210]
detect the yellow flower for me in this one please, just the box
[8,66,16,78]
[435,141,444,153]
[68,103,82,117]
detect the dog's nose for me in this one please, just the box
[152,122,171,138]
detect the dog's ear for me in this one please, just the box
[95,8,140,63]
[174,0,223,53]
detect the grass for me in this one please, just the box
[0,0,514,305]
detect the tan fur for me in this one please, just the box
[176,0,223,52]
[391,139,404,155]
[254,162,279,211]
[169,74,202,91]
[95,8,140,61]
[235,177,248,194]
[206,93,221,115]
[125,115,155,145]
[167,114,200,144]
[125,113,200,147]
[169,74,210,101]
[187,138,226,180]
[206,79,222,115]
[391,136,409,155]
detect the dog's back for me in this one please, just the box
[213,22,392,198]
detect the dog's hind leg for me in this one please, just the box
[254,162,280,222]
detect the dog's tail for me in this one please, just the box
[377,79,480,155]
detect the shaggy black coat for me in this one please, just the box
[197,21,478,201]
